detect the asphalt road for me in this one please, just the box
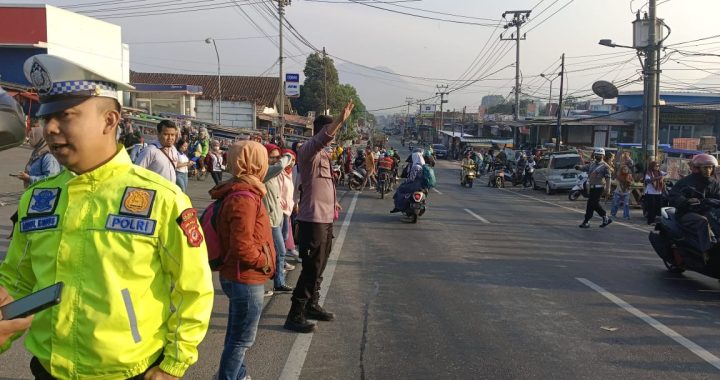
[2,141,720,379]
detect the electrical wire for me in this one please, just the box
[345,0,498,27]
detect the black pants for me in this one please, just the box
[584,187,607,222]
[210,170,223,185]
[645,193,663,223]
[292,221,333,303]
[31,354,163,380]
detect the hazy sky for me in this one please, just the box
[12,0,720,113]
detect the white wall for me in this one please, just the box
[197,99,255,129]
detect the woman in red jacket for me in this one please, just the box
[210,140,276,380]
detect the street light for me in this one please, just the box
[598,39,634,49]
[539,73,559,116]
[205,37,221,125]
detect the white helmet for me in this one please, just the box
[593,148,605,156]
[0,86,27,151]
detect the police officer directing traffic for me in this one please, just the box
[0,54,214,379]
[576,148,613,228]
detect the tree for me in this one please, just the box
[291,53,368,124]
[486,99,532,116]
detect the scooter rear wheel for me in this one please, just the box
[569,191,580,201]
[663,259,685,273]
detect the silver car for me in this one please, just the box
[533,153,583,195]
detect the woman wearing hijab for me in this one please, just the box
[15,120,60,188]
[644,161,667,225]
[391,152,425,213]
[210,141,276,380]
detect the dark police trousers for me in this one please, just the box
[584,187,607,222]
[30,354,163,380]
[292,221,334,303]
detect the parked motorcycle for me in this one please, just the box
[649,206,720,279]
[404,190,427,223]
[461,164,477,188]
[568,172,589,201]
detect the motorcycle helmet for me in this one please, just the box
[691,153,718,168]
[593,148,605,156]
[0,86,28,151]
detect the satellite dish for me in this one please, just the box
[592,80,619,99]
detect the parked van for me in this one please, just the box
[533,151,583,195]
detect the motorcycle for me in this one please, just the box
[488,164,512,188]
[377,170,393,199]
[332,164,344,186]
[649,205,720,279]
[523,164,535,188]
[461,164,477,188]
[403,190,427,223]
[347,168,365,191]
[568,172,589,201]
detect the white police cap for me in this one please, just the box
[23,54,134,117]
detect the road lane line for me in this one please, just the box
[577,277,720,371]
[503,189,648,233]
[464,208,490,224]
[279,192,360,380]
[432,188,442,195]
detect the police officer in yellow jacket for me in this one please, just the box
[0,54,214,379]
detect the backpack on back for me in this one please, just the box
[201,190,257,271]
[422,164,436,188]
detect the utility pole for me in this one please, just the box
[555,53,565,152]
[501,10,531,122]
[323,47,328,115]
[405,97,413,136]
[436,84,449,144]
[278,0,290,136]
[646,0,659,163]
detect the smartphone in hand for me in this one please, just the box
[0,282,64,320]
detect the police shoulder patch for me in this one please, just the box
[176,208,203,248]
[27,188,61,216]
[20,215,59,233]
[120,187,156,218]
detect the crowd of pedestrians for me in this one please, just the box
[0,53,356,380]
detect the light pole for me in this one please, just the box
[539,73,558,116]
[205,37,221,125]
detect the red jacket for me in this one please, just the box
[210,181,276,284]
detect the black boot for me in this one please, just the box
[284,299,316,333]
[305,301,335,321]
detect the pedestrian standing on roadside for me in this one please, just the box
[576,148,613,228]
[134,119,179,184]
[611,164,633,220]
[210,141,276,380]
[0,54,213,379]
[284,100,354,333]
[280,148,298,267]
[15,119,61,188]
[206,140,225,185]
[644,160,667,225]
[263,143,294,294]
[175,138,195,193]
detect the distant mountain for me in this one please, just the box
[336,63,425,114]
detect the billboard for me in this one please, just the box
[420,104,436,116]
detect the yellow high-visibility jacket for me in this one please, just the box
[0,147,213,379]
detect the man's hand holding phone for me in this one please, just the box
[0,285,33,346]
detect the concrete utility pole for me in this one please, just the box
[646,0,659,163]
[405,97,413,135]
[436,84,449,144]
[501,10,531,122]
[555,53,565,152]
[323,47,328,115]
[205,38,221,125]
[278,0,290,135]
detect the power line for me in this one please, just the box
[345,0,498,26]
[92,1,266,19]
[667,34,720,47]
[126,35,276,45]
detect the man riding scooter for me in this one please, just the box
[668,154,720,259]
[460,151,476,186]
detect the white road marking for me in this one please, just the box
[577,277,720,371]
[432,188,443,195]
[464,208,490,224]
[279,192,360,380]
[503,189,649,233]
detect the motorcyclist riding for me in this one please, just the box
[461,151,476,182]
[390,152,426,213]
[668,154,720,256]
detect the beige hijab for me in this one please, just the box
[227,141,268,195]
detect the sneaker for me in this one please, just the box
[274,285,293,293]
[600,218,613,228]
[369,186,375,190]
[578,222,590,229]
[264,290,274,297]
[286,249,299,259]
[284,263,296,271]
